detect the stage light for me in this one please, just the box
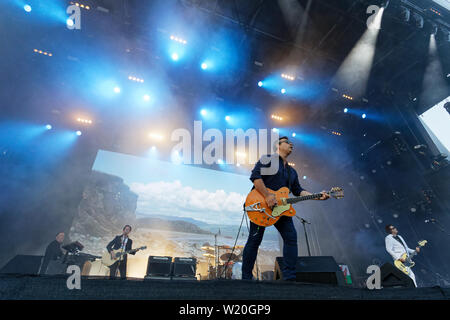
[76,131,82,136]
[258,81,263,87]
[171,53,179,61]
[201,62,208,70]
[303,176,307,180]
[399,6,410,22]
[33,49,52,57]
[217,159,224,165]
[292,133,296,137]
[77,117,92,124]
[46,124,52,130]
[344,108,348,113]
[362,114,367,119]
[236,163,241,167]
[170,35,187,45]
[149,133,164,141]
[342,94,353,100]
[225,115,230,121]
[281,74,295,81]
[24,5,32,12]
[200,109,207,116]
[393,213,399,219]
[271,114,283,121]
[288,162,295,167]
[114,87,121,93]
[128,76,144,83]
[151,146,156,151]
[431,24,438,36]
[143,94,150,101]
[67,19,74,27]
[272,128,279,133]
[412,13,424,29]
[281,88,286,94]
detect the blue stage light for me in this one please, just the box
[114,87,121,93]
[66,18,74,27]
[76,131,82,136]
[225,115,230,121]
[292,132,296,137]
[201,62,208,70]
[281,88,286,94]
[143,94,150,101]
[24,5,32,12]
[217,159,224,165]
[344,108,348,113]
[46,124,52,130]
[171,53,179,61]
[272,128,279,133]
[258,81,263,87]
[303,175,307,180]
[362,113,367,119]
[200,109,207,116]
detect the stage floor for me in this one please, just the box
[0,275,449,300]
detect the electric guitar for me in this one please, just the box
[394,240,427,275]
[244,187,344,227]
[101,246,147,267]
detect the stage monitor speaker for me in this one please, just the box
[0,255,43,275]
[45,260,68,275]
[172,257,197,279]
[145,256,172,278]
[274,256,345,285]
[380,262,415,288]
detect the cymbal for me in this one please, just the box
[220,253,239,262]
[203,253,215,258]
[201,246,215,251]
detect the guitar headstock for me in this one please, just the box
[418,240,427,247]
[329,187,344,199]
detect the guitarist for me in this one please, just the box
[242,136,330,281]
[106,225,135,279]
[385,224,420,287]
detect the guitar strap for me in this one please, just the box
[286,162,292,193]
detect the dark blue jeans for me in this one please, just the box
[242,216,298,280]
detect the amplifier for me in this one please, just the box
[172,257,197,279]
[145,256,173,278]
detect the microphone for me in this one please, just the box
[425,218,436,223]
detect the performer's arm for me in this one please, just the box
[106,236,116,253]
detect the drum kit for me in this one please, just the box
[201,244,244,279]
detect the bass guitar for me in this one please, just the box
[101,246,147,267]
[244,187,344,227]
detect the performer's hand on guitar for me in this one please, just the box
[265,193,277,208]
[399,257,406,263]
[318,191,330,200]
[416,247,420,253]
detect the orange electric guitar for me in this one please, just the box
[244,187,344,227]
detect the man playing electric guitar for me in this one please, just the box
[242,136,330,281]
[106,225,135,279]
[385,224,420,287]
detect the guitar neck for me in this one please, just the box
[286,193,323,204]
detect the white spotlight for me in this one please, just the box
[76,130,82,136]
[24,5,32,12]
[114,87,121,93]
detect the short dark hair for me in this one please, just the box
[123,225,132,231]
[273,136,290,151]
[56,232,64,237]
[385,224,394,234]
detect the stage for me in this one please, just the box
[0,275,449,300]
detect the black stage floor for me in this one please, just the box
[0,275,449,300]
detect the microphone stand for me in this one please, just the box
[295,216,312,256]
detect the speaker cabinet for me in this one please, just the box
[172,257,197,279]
[0,255,43,275]
[274,256,345,285]
[380,262,415,288]
[145,256,172,279]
